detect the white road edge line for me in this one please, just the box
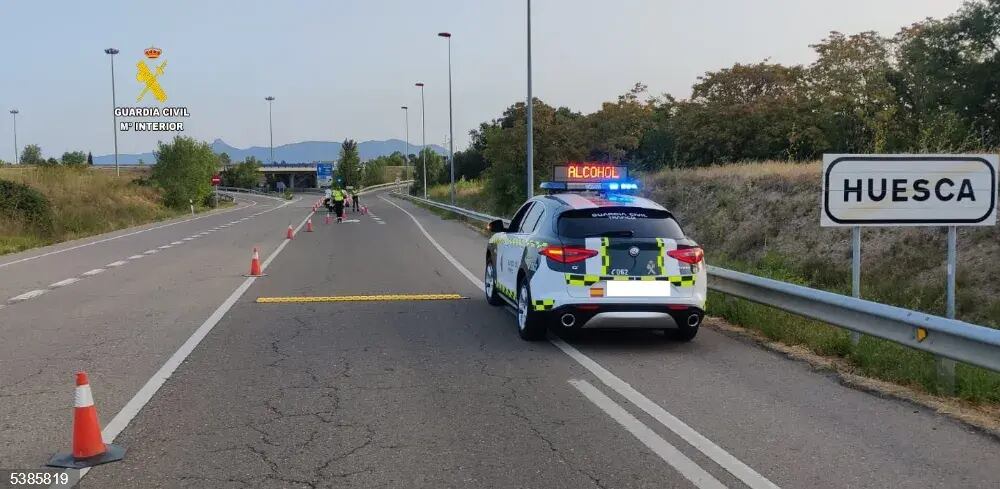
[9,289,47,302]
[81,269,105,277]
[0,198,257,270]
[49,278,81,288]
[59,208,315,487]
[106,261,127,268]
[569,379,726,489]
[127,255,144,260]
[380,193,781,489]
[170,241,183,245]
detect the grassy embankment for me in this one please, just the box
[425,163,1000,404]
[0,166,184,255]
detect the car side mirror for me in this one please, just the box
[487,219,506,233]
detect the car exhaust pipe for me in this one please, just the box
[560,314,576,328]
[687,314,701,327]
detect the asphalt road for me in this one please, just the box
[2,189,998,488]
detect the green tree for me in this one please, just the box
[220,156,262,188]
[454,122,494,180]
[61,151,87,166]
[150,136,218,208]
[218,152,232,167]
[336,139,362,188]
[87,152,94,166]
[585,83,656,163]
[410,147,445,196]
[20,144,43,165]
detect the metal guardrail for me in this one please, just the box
[393,192,1000,373]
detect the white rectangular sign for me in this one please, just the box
[821,154,998,227]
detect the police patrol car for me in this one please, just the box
[484,164,707,341]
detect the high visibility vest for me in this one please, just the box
[332,190,345,202]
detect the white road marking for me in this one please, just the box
[377,221,386,224]
[58,207,316,487]
[183,237,195,241]
[170,241,183,245]
[570,379,726,489]
[382,193,780,489]
[0,199,257,270]
[81,268,106,277]
[106,261,128,268]
[9,289,47,302]
[49,278,81,288]
[127,255,145,260]
[143,249,159,255]
[158,245,172,249]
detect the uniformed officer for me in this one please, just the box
[331,187,346,222]
[351,189,360,212]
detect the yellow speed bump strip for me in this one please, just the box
[256,294,466,303]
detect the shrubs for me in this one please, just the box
[150,136,217,209]
[0,179,54,235]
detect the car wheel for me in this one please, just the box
[665,324,698,342]
[484,259,502,306]
[517,280,546,341]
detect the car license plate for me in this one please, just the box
[606,280,670,297]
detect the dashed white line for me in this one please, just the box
[170,241,183,245]
[158,245,172,249]
[9,290,47,302]
[183,237,195,241]
[81,268,106,277]
[106,261,128,268]
[128,255,144,260]
[143,250,159,255]
[49,278,81,288]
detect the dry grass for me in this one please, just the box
[0,166,181,255]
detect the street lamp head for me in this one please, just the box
[401,106,408,110]
[415,82,424,87]
[10,109,18,115]
[437,32,452,38]
[104,48,119,55]
[265,96,275,101]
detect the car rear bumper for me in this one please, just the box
[543,304,704,330]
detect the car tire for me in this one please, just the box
[484,259,503,306]
[516,280,546,341]
[665,324,698,342]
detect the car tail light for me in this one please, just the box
[667,247,704,265]
[540,245,598,264]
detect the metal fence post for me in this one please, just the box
[937,226,958,394]
[850,226,862,346]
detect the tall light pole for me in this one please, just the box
[104,48,120,176]
[525,0,534,199]
[9,109,18,165]
[438,32,455,204]
[401,106,410,179]
[265,96,275,164]
[415,82,427,199]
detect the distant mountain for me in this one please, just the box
[93,138,446,165]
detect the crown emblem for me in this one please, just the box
[144,47,162,59]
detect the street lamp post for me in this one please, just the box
[104,48,120,176]
[438,32,455,204]
[415,82,427,199]
[525,0,534,199]
[9,109,18,165]
[401,106,410,179]
[265,96,275,164]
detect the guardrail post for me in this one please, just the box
[850,226,862,346]
[937,226,958,395]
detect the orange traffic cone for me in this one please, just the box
[47,372,125,468]
[245,247,265,277]
[306,219,314,232]
[286,225,294,240]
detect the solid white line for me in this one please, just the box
[170,241,183,245]
[9,289,47,302]
[49,278,81,288]
[570,379,726,489]
[127,255,144,260]
[553,338,780,489]
[106,261,128,268]
[143,249,158,255]
[382,193,780,489]
[63,206,315,487]
[158,245,172,249]
[183,237,195,241]
[81,269,106,277]
[0,199,257,270]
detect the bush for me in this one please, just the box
[0,179,54,234]
[150,136,217,209]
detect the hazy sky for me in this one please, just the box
[0,0,966,159]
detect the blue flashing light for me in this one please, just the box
[609,182,620,190]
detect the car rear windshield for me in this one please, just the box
[557,207,684,239]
